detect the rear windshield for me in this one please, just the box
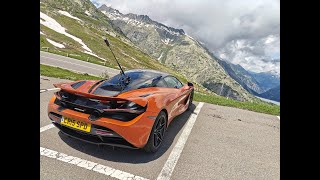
[92,71,162,96]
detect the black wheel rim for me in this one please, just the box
[153,116,166,148]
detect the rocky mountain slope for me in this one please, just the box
[99,5,253,101]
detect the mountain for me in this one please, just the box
[215,56,280,100]
[98,5,254,101]
[209,52,280,100]
[259,85,280,102]
[98,5,185,58]
[215,58,264,94]
[249,71,280,91]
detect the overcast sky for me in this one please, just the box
[91,0,280,74]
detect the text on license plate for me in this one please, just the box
[61,117,91,132]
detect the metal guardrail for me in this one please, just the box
[41,47,49,52]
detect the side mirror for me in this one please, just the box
[187,82,193,87]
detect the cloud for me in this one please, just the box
[91,0,280,73]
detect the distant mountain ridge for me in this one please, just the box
[249,71,280,92]
[216,59,265,94]
[259,85,280,102]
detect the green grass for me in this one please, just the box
[194,92,280,115]
[40,64,279,115]
[40,64,102,81]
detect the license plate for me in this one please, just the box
[61,117,91,133]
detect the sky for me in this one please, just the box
[91,0,280,74]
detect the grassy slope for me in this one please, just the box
[40,64,280,115]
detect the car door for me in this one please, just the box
[170,77,191,114]
[163,76,190,122]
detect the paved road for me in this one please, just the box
[40,51,120,77]
[40,75,279,179]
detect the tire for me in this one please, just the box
[187,90,194,111]
[143,111,167,153]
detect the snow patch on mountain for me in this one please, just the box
[161,38,172,45]
[40,12,106,61]
[156,25,181,36]
[158,52,163,60]
[58,10,82,22]
[40,12,90,52]
[46,38,65,48]
[85,10,91,16]
[102,9,182,37]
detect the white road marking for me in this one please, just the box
[40,124,55,133]
[156,102,204,180]
[277,116,280,120]
[40,147,149,180]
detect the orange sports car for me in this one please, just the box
[48,69,194,152]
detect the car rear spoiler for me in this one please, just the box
[53,83,148,107]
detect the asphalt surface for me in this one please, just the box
[40,51,120,77]
[40,52,280,179]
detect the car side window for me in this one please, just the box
[164,76,182,88]
[172,77,183,88]
[155,79,167,87]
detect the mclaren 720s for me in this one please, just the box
[47,69,194,152]
[47,38,194,152]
